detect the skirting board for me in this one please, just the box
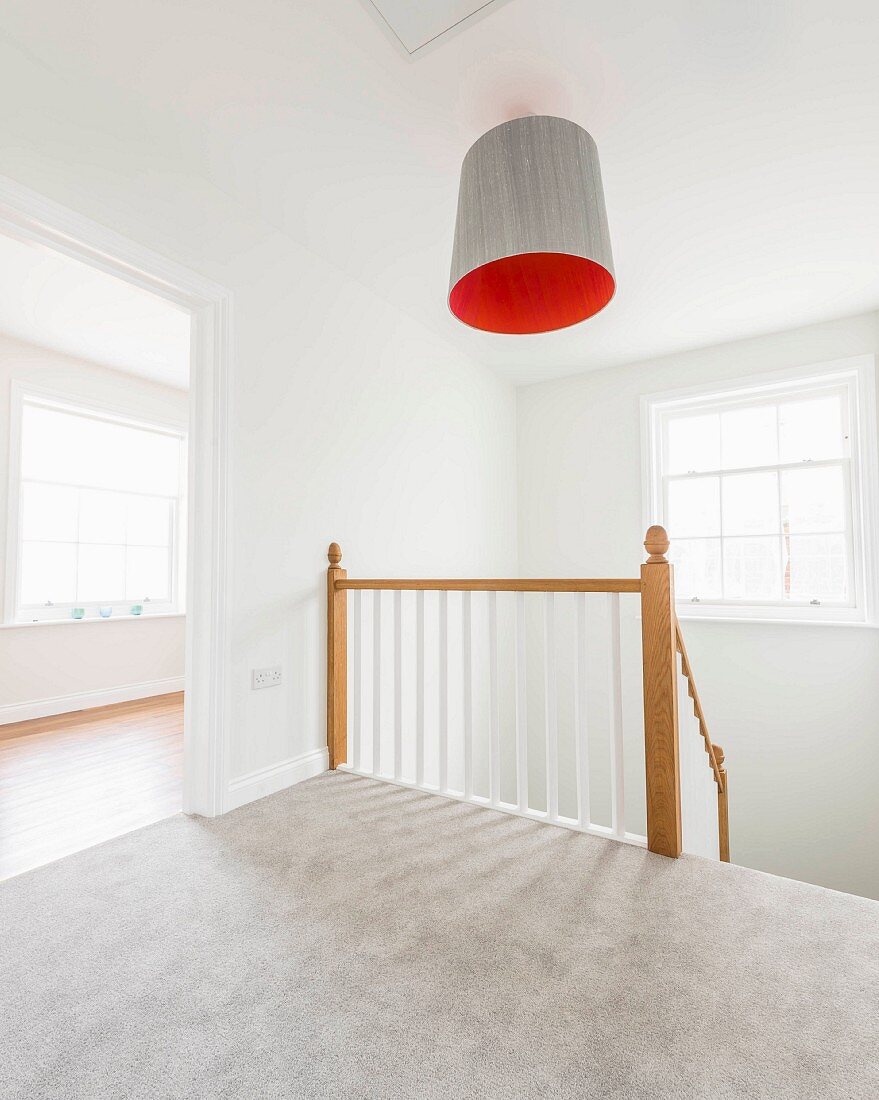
[226,747,329,812]
[0,677,185,725]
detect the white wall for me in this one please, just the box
[517,311,879,900]
[0,334,187,719]
[0,32,518,802]
[226,241,518,786]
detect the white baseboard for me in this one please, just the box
[0,677,185,725]
[225,747,328,812]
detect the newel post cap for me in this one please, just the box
[327,542,342,567]
[644,525,670,563]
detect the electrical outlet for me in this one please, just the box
[251,666,282,690]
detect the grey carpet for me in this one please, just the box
[1,771,877,1099]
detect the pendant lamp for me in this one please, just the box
[448,115,615,334]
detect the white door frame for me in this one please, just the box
[0,174,231,817]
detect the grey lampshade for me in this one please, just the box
[449,115,615,334]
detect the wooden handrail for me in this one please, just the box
[336,578,641,593]
[674,620,723,787]
[674,618,730,862]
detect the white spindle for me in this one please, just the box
[544,592,558,821]
[462,591,473,800]
[438,590,448,793]
[373,590,382,776]
[488,591,500,805]
[393,590,402,781]
[351,590,362,771]
[608,592,625,837]
[416,590,424,787]
[574,592,589,828]
[515,591,528,811]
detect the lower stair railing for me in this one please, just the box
[326,525,729,861]
[676,621,730,861]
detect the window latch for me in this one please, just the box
[690,596,701,603]
[810,599,821,606]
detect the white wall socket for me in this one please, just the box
[251,666,282,690]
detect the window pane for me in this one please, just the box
[723,537,782,601]
[21,483,78,542]
[126,547,170,601]
[721,405,778,470]
[670,539,722,600]
[667,477,720,537]
[77,545,125,601]
[781,466,846,534]
[778,395,844,463]
[20,542,77,604]
[126,496,171,547]
[108,427,180,496]
[666,414,720,474]
[721,471,779,536]
[79,489,127,544]
[21,406,74,481]
[787,534,847,602]
[21,404,182,495]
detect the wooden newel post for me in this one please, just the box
[640,525,682,857]
[714,744,730,863]
[326,543,347,770]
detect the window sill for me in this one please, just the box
[676,613,878,628]
[0,612,186,630]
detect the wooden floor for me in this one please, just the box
[0,693,183,881]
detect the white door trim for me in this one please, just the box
[0,173,232,817]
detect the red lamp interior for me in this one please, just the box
[449,251,615,335]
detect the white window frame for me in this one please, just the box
[5,380,188,624]
[641,355,879,625]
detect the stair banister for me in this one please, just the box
[675,618,730,863]
[325,526,727,861]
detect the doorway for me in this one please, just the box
[0,175,230,877]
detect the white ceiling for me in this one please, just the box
[366,1,509,54]
[3,1,879,385]
[0,233,190,389]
